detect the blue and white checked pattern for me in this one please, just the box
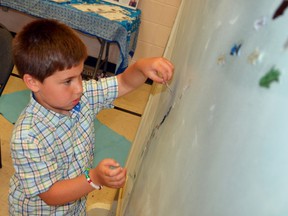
[9,77,118,215]
[0,0,141,74]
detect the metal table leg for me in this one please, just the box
[103,42,110,73]
[92,38,106,80]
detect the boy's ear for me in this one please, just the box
[23,74,41,92]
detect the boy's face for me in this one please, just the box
[31,62,84,115]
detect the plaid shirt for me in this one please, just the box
[9,77,118,215]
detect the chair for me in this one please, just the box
[0,23,14,168]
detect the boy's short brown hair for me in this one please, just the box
[13,19,87,82]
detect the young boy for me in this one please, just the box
[9,19,174,215]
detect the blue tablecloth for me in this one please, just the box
[0,0,141,74]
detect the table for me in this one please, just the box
[0,0,141,76]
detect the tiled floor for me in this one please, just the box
[0,69,151,216]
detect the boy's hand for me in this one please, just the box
[117,57,174,97]
[136,57,174,84]
[91,158,127,188]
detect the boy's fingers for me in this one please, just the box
[108,167,126,178]
[109,171,127,185]
[101,158,120,167]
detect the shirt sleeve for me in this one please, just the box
[83,76,118,115]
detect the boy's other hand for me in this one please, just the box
[91,158,127,188]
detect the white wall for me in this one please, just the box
[120,0,288,215]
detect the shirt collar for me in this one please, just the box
[29,93,81,126]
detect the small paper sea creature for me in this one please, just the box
[230,43,242,56]
[259,67,281,88]
[217,54,226,65]
[272,0,288,19]
[254,16,267,31]
[248,49,263,65]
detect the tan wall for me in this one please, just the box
[131,0,182,63]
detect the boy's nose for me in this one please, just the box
[75,82,83,95]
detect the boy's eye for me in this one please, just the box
[64,80,72,85]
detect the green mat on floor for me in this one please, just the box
[0,90,131,167]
